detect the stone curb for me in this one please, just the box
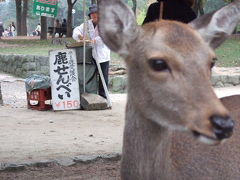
[0,153,121,172]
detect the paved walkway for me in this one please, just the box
[0,70,240,169]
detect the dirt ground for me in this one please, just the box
[0,87,126,165]
[0,159,121,180]
[0,72,124,179]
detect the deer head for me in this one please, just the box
[98,0,240,144]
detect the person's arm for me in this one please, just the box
[90,26,105,45]
[72,24,84,41]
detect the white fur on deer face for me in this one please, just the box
[98,0,239,143]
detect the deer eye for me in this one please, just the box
[148,59,170,72]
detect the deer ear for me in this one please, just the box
[190,1,240,49]
[98,0,139,58]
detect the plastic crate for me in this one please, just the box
[27,88,52,111]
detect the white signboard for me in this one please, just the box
[49,49,80,110]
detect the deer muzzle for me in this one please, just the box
[192,115,234,145]
[210,115,234,140]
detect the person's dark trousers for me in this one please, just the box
[98,61,109,99]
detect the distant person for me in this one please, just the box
[0,22,4,39]
[11,22,16,36]
[3,29,8,37]
[54,19,61,28]
[142,0,197,25]
[35,23,41,36]
[60,18,67,37]
[8,22,16,36]
[54,19,61,37]
[62,19,67,29]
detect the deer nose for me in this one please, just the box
[210,115,234,140]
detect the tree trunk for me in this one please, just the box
[51,18,56,38]
[21,0,28,36]
[67,1,73,37]
[15,0,22,36]
[40,16,47,40]
[132,0,137,15]
[67,0,78,37]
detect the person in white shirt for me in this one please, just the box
[72,4,111,99]
[35,23,41,36]
[8,22,16,37]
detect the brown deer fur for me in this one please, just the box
[98,0,240,179]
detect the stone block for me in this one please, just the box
[211,75,220,86]
[74,155,99,163]
[38,56,49,66]
[40,66,50,76]
[15,68,23,77]
[230,75,240,85]
[110,75,127,93]
[80,93,108,110]
[22,62,37,71]
[56,157,75,166]
[215,81,224,88]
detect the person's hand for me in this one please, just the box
[91,39,96,44]
[79,35,85,40]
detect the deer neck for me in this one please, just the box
[122,99,173,179]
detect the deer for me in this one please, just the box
[98,0,240,179]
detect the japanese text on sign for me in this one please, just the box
[49,49,80,110]
[33,0,58,18]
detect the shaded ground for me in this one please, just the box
[0,159,121,180]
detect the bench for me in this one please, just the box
[48,27,67,37]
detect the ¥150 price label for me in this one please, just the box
[54,100,80,110]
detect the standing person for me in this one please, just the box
[11,22,16,36]
[142,0,197,25]
[8,23,13,36]
[61,18,67,29]
[35,23,41,36]
[72,4,111,99]
[54,19,61,36]
[54,19,61,28]
[60,19,67,37]
[0,22,4,39]
[8,22,16,36]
